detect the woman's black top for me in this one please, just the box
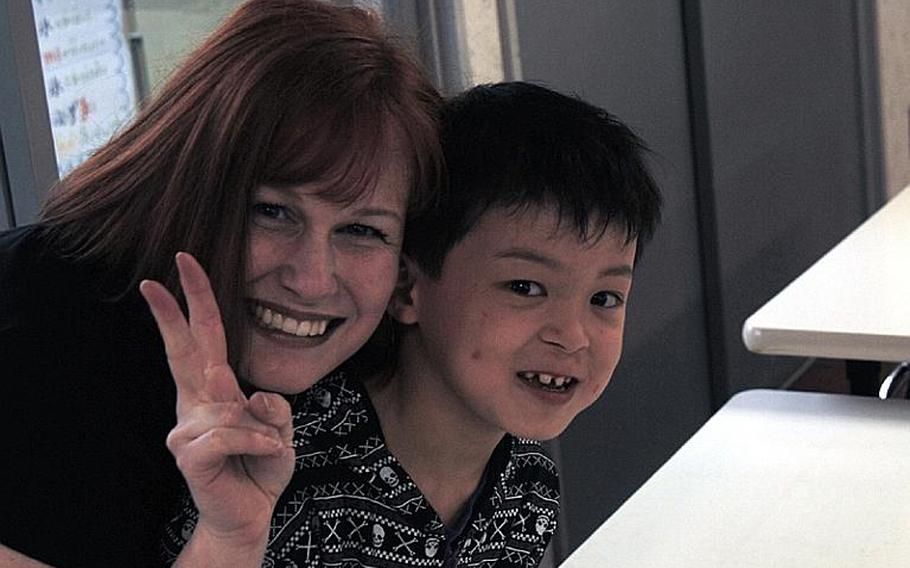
[1,225,182,567]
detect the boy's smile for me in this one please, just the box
[517,371,578,391]
[394,205,636,441]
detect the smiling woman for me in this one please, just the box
[240,170,409,394]
[0,1,441,566]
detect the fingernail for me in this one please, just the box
[262,395,274,413]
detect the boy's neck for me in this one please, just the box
[365,358,506,526]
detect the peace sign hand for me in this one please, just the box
[140,253,295,559]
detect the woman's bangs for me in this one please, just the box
[263,100,393,204]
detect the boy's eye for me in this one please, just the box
[591,291,623,308]
[339,223,390,243]
[508,280,544,297]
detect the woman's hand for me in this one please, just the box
[140,253,294,563]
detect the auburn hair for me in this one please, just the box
[40,0,442,368]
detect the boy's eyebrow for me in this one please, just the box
[494,247,633,277]
[598,265,634,278]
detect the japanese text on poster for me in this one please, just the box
[32,0,138,176]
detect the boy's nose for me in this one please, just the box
[538,308,590,354]
[276,238,339,300]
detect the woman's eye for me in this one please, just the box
[508,280,544,297]
[591,291,623,308]
[339,223,390,242]
[251,202,291,223]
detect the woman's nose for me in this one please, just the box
[276,236,339,300]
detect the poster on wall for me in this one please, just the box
[31,0,138,177]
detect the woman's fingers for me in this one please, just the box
[141,253,241,405]
[175,252,242,403]
[248,392,294,446]
[176,427,286,475]
[175,252,230,373]
[167,401,282,443]
[140,279,204,399]
[167,401,287,480]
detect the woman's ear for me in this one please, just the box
[387,255,421,325]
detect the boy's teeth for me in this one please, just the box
[519,371,573,389]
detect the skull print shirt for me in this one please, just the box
[161,371,561,567]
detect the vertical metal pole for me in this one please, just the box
[496,0,522,81]
[0,0,59,225]
[681,0,728,410]
[853,0,885,213]
[1,131,15,229]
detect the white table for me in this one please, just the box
[560,389,910,567]
[742,185,910,363]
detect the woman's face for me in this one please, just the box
[239,163,408,394]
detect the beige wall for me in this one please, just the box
[877,0,910,198]
[132,0,244,96]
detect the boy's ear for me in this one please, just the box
[387,255,421,325]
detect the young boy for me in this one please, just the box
[163,81,661,567]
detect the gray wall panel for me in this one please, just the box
[513,0,714,555]
[700,0,869,396]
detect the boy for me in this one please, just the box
[163,81,661,567]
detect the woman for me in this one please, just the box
[0,1,441,566]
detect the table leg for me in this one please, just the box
[845,360,881,396]
[879,362,910,399]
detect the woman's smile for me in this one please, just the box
[249,300,343,338]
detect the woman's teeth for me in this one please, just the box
[517,371,576,390]
[254,305,330,337]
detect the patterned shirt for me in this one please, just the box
[162,372,561,567]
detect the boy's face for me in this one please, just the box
[399,205,636,441]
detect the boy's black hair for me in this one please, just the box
[404,81,662,278]
[349,82,663,378]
